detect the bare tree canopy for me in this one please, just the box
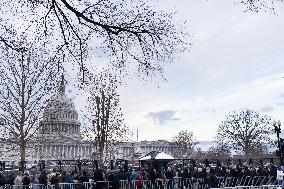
[0,39,60,169]
[0,0,189,81]
[171,130,197,158]
[216,109,274,158]
[0,0,282,82]
[192,144,231,160]
[237,0,283,13]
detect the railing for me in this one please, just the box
[217,176,277,188]
[1,176,279,189]
[4,184,56,189]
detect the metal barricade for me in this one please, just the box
[260,185,279,189]
[119,180,128,189]
[4,184,12,189]
[82,182,93,189]
[196,178,208,189]
[252,176,266,186]
[31,184,46,189]
[0,176,280,189]
[46,185,55,189]
[59,183,85,189]
[155,179,167,189]
[11,185,30,189]
[216,177,225,188]
[265,177,276,186]
[182,178,194,189]
[96,181,112,189]
[141,180,151,189]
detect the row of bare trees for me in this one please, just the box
[0,42,129,170]
[171,108,275,160]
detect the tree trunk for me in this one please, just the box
[98,146,104,168]
[20,136,26,173]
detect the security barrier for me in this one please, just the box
[0,176,279,189]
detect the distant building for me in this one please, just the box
[115,140,175,160]
[194,141,217,152]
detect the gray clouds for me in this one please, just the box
[279,93,284,98]
[260,105,274,113]
[147,110,180,125]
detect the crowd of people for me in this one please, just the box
[0,162,281,189]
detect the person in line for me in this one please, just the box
[22,173,31,189]
[14,171,23,189]
[277,167,284,187]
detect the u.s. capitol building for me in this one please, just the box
[31,78,92,160]
[0,77,175,161]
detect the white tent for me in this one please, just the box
[155,152,174,160]
[139,151,174,161]
[139,155,152,161]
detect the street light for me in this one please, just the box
[273,120,282,165]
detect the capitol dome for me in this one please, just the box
[33,76,93,161]
[39,76,81,136]
[43,77,79,123]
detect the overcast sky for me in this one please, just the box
[71,0,284,142]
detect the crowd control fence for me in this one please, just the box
[0,176,280,189]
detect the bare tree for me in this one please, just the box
[192,144,231,161]
[84,70,129,167]
[171,130,197,159]
[216,108,273,158]
[207,144,231,159]
[0,0,189,82]
[237,0,283,13]
[0,40,59,171]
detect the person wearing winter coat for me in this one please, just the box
[38,171,48,185]
[22,173,31,189]
[277,167,284,186]
[14,171,23,189]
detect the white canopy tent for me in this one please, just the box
[139,151,174,161]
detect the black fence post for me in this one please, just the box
[124,160,128,172]
[77,159,82,172]
[0,161,3,172]
[94,160,98,170]
[19,161,25,173]
[110,160,114,170]
[59,160,62,172]
[39,160,45,171]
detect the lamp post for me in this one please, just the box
[273,120,282,165]
[131,142,135,163]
